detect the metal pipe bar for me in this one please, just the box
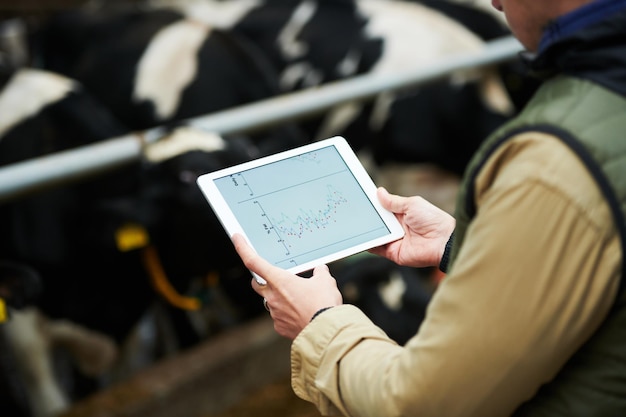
[0,36,522,203]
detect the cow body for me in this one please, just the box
[0,68,149,339]
[0,68,133,416]
[164,0,522,171]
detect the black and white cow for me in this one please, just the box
[0,68,144,337]
[4,0,316,341]
[155,0,527,174]
[0,10,315,406]
[42,5,310,340]
[0,68,129,416]
[34,4,307,152]
[0,62,288,329]
[0,67,282,414]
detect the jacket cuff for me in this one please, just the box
[439,231,455,273]
[290,305,387,416]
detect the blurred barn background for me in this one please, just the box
[0,1,537,416]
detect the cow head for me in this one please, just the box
[0,261,42,315]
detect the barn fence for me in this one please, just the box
[0,35,522,203]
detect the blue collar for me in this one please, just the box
[538,0,626,53]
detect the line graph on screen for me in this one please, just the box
[213,145,389,268]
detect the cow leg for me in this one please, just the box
[3,308,68,417]
[44,317,118,379]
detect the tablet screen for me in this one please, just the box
[197,136,404,275]
[211,144,391,269]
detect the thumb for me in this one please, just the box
[312,264,330,278]
[232,234,283,285]
[377,187,407,215]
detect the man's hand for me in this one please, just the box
[370,187,455,268]
[232,234,343,340]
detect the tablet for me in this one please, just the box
[196,136,404,283]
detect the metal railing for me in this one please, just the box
[0,36,523,203]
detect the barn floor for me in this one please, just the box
[207,377,321,417]
[61,314,325,417]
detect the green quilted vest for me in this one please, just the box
[450,75,626,416]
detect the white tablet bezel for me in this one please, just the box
[196,136,404,279]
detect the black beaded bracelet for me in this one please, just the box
[310,306,334,322]
[438,231,455,273]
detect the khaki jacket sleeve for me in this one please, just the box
[291,304,401,416]
[290,133,622,417]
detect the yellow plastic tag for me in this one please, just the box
[115,223,150,252]
[0,299,8,323]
